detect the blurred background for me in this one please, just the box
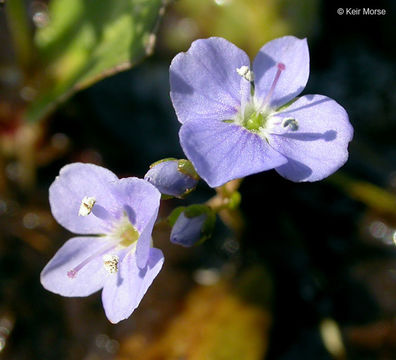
[0,0,395,358]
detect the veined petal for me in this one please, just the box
[253,36,309,109]
[179,119,287,188]
[49,163,120,235]
[116,178,161,234]
[269,95,353,182]
[40,236,110,297]
[170,37,251,124]
[102,248,164,324]
[135,214,157,269]
[114,178,160,269]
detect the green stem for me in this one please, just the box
[206,179,245,239]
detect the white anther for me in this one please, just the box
[236,66,254,82]
[103,254,119,274]
[282,118,299,131]
[78,196,96,216]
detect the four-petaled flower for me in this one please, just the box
[170,36,353,187]
[40,163,164,324]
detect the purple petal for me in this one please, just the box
[179,119,287,187]
[135,213,157,269]
[253,36,309,109]
[101,248,164,324]
[49,163,120,235]
[114,178,160,269]
[115,178,161,233]
[170,37,251,124]
[144,160,198,197]
[40,236,110,297]
[268,95,353,182]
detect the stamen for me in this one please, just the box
[78,196,96,216]
[103,254,119,274]
[67,243,117,279]
[262,62,286,105]
[282,117,299,131]
[236,66,254,82]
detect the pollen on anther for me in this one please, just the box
[103,254,119,274]
[282,117,299,131]
[277,62,286,71]
[236,66,254,82]
[78,196,96,216]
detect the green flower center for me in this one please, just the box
[243,110,267,131]
[113,214,140,248]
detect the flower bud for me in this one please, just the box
[169,205,215,247]
[144,158,199,198]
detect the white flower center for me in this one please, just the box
[111,213,140,248]
[67,212,140,279]
[230,62,299,139]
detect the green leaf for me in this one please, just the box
[6,0,35,69]
[26,0,165,122]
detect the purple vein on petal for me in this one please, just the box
[192,55,240,110]
[194,43,241,104]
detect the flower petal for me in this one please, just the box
[253,36,309,109]
[170,37,251,124]
[40,236,110,297]
[101,248,164,324]
[179,118,287,187]
[49,163,120,234]
[114,178,160,269]
[116,177,160,233]
[268,95,353,182]
[135,213,157,269]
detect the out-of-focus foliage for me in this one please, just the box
[330,173,396,218]
[162,0,319,55]
[118,279,271,360]
[7,0,165,123]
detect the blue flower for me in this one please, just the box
[170,36,353,187]
[40,163,164,323]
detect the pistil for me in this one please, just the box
[67,243,118,279]
[262,62,286,106]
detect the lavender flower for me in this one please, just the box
[40,163,164,324]
[144,158,199,198]
[170,36,353,187]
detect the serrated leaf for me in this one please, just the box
[26,0,164,122]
